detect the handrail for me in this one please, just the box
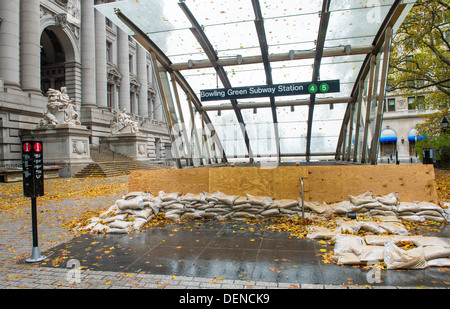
[299,177,305,220]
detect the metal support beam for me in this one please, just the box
[201,96,352,111]
[170,72,193,166]
[350,0,409,100]
[360,54,377,163]
[114,8,227,164]
[306,0,331,162]
[369,26,392,165]
[169,45,374,71]
[353,85,363,162]
[178,1,253,162]
[186,94,204,166]
[150,52,182,168]
[251,0,280,163]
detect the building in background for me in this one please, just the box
[0,0,171,175]
[378,92,431,164]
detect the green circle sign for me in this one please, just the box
[319,83,329,93]
[308,84,318,94]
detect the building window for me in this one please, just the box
[130,92,135,114]
[106,41,112,62]
[408,97,415,110]
[105,17,112,28]
[107,84,114,110]
[417,96,425,110]
[129,55,133,74]
[387,98,396,112]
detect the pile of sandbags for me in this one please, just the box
[334,234,450,269]
[158,191,302,221]
[78,190,304,234]
[305,191,447,223]
[77,191,158,234]
[307,216,409,240]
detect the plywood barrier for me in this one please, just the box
[128,164,438,203]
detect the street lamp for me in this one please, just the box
[441,116,449,133]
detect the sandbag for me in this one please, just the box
[328,200,350,214]
[364,235,394,246]
[217,193,239,205]
[334,236,365,255]
[102,214,128,224]
[416,210,444,217]
[349,191,376,206]
[337,252,364,265]
[164,203,185,211]
[305,202,329,214]
[108,220,132,230]
[232,212,257,219]
[426,258,450,267]
[399,215,423,222]
[384,241,426,270]
[181,192,205,202]
[354,245,385,262]
[412,237,450,248]
[360,221,387,234]
[246,194,272,206]
[278,199,299,209]
[181,211,204,221]
[375,192,399,205]
[132,218,148,230]
[159,191,181,202]
[90,223,111,234]
[339,221,362,233]
[378,222,408,235]
[233,196,248,205]
[422,246,450,261]
[307,226,341,240]
[416,202,444,214]
[164,213,181,221]
[133,208,153,220]
[398,202,420,213]
[116,196,144,210]
[260,208,280,216]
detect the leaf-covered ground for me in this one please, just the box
[0,168,448,272]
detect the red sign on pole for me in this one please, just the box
[23,142,32,153]
[34,142,42,152]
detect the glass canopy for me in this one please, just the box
[96,0,414,167]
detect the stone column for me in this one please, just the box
[80,0,96,107]
[0,0,20,90]
[117,28,130,112]
[95,9,107,109]
[20,0,41,94]
[136,45,148,117]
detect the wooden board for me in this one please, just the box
[128,164,438,203]
[128,168,209,194]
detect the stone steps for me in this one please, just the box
[74,146,166,178]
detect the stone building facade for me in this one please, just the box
[0,0,170,171]
[378,93,432,164]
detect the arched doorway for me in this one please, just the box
[39,25,79,105]
[40,27,66,95]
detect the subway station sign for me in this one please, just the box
[200,79,340,102]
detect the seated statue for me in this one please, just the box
[38,87,81,127]
[110,109,140,134]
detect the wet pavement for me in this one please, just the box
[33,219,450,288]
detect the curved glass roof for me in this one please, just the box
[96,0,414,166]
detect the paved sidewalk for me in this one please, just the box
[0,176,449,290]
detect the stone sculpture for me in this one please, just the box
[110,109,140,134]
[38,87,81,127]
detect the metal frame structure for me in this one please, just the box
[334,0,410,164]
[102,0,414,167]
[115,8,227,167]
